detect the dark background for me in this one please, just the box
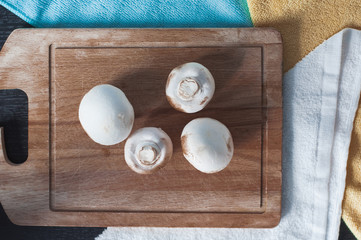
[0,5,357,240]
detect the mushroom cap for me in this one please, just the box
[124,127,173,174]
[181,118,234,173]
[166,62,215,113]
[79,84,134,146]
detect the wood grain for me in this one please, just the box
[0,28,282,227]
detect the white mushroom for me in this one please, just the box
[79,84,134,145]
[181,118,234,173]
[124,127,173,174]
[166,62,215,113]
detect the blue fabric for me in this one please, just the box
[0,0,253,28]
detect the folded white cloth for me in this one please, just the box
[96,28,361,240]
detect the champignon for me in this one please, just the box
[166,62,215,113]
[79,84,134,145]
[124,127,173,174]
[181,118,234,173]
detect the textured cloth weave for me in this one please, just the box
[0,0,253,28]
[247,2,361,235]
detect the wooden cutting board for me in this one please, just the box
[0,28,282,227]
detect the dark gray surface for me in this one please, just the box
[0,89,28,164]
[0,4,357,240]
[0,6,31,47]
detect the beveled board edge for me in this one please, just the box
[0,28,282,227]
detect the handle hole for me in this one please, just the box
[0,89,28,164]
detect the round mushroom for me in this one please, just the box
[181,118,234,173]
[124,127,173,174]
[166,62,215,113]
[79,84,134,146]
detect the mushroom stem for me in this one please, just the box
[136,142,160,165]
[177,78,200,101]
[166,62,215,113]
[124,127,173,174]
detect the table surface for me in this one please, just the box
[0,4,356,240]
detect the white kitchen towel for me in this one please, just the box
[95,28,361,240]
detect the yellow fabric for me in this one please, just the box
[343,102,361,240]
[247,0,361,237]
[247,0,361,72]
